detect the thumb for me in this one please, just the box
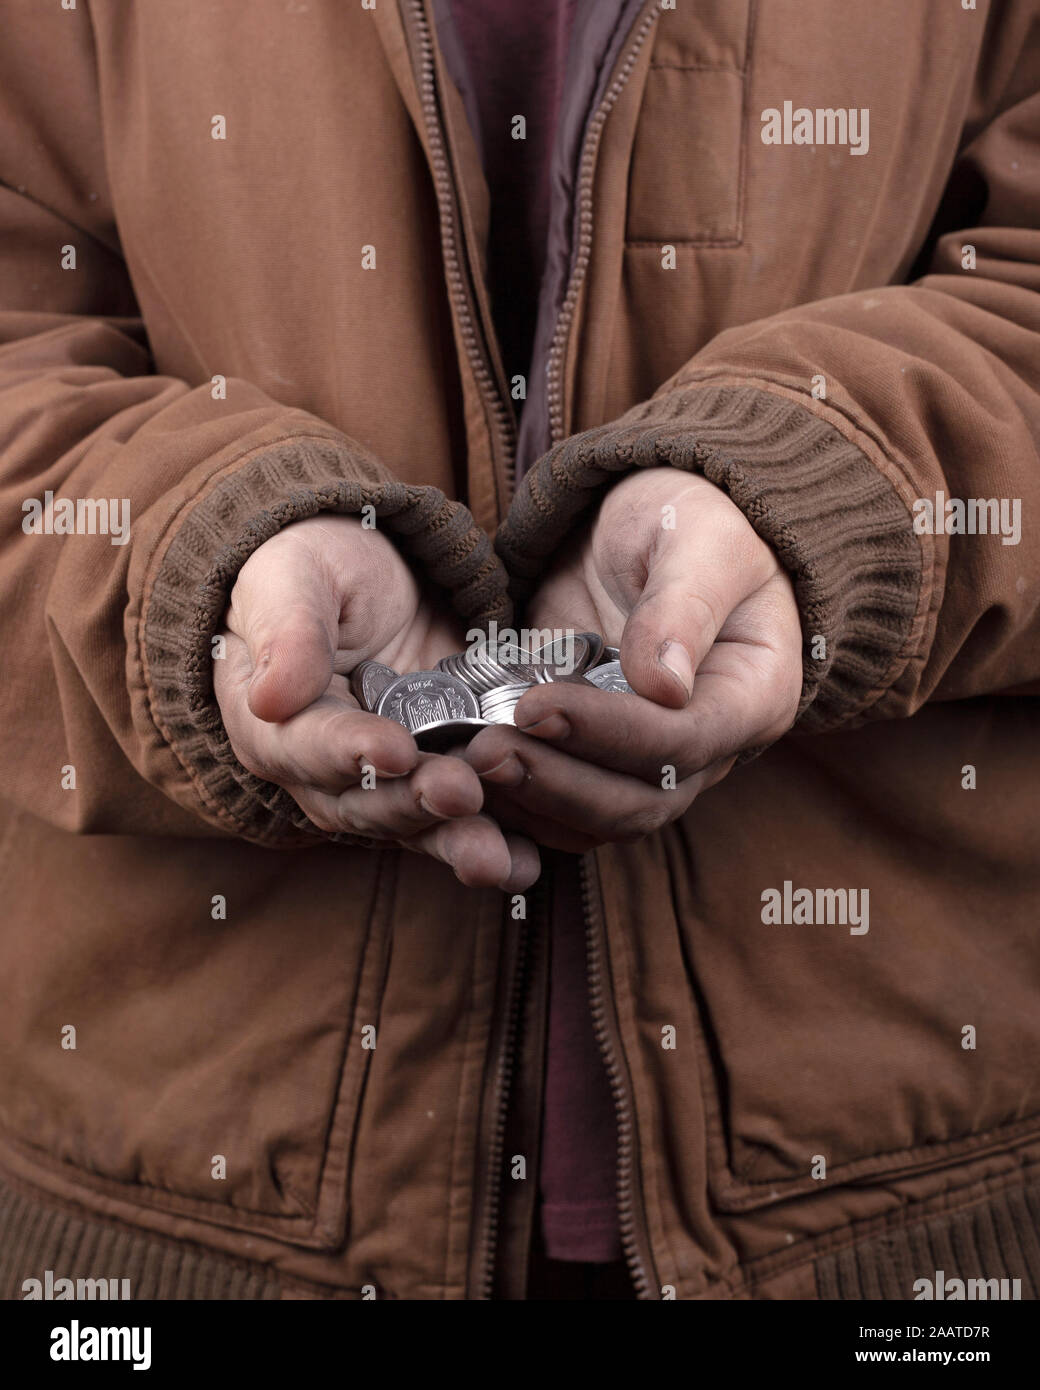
[619,536,754,710]
[232,544,339,723]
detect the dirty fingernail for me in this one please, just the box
[514,710,571,740]
[354,753,406,778]
[476,753,528,787]
[658,640,693,701]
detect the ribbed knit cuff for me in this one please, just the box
[143,434,511,844]
[496,383,922,732]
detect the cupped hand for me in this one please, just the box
[465,467,803,851]
[213,514,539,889]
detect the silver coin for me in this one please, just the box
[481,699,527,719]
[436,653,470,678]
[599,645,621,665]
[479,684,531,725]
[480,708,523,727]
[439,645,516,693]
[435,653,480,692]
[476,641,542,688]
[583,659,633,694]
[534,665,595,685]
[467,651,516,693]
[573,632,604,669]
[480,689,531,711]
[413,718,490,753]
[351,660,399,711]
[480,679,532,699]
[529,633,593,681]
[376,670,480,732]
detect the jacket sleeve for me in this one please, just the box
[497,19,1040,735]
[0,24,507,847]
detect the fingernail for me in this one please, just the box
[658,640,693,701]
[475,753,528,787]
[354,753,406,778]
[417,793,451,817]
[514,710,571,740]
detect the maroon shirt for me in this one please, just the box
[443,0,621,1264]
[442,0,574,399]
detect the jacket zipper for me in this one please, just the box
[544,2,663,1300]
[545,1,662,447]
[579,853,659,1298]
[401,0,528,1301]
[406,0,517,510]
[471,908,532,1299]
[404,0,662,1299]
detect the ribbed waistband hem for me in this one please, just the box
[815,1180,1040,1299]
[0,1173,281,1301]
[4,1166,1039,1300]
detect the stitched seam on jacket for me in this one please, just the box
[741,1161,1040,1297]
[0,1131,318,1227]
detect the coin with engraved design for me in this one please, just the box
[351,660,399,711]
[582,659,632,694]
[375,670,480,732]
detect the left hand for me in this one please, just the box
[463,467,804,852]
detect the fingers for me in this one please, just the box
[296,750,486,831]
[215,621,542,888]
[618,499,778,710]
[508,678,754,784]
[506,588,800,782]
[299,769,541,889]
[476,795,607,855]
[511,683,697,781]
[402,817,541,890]
[500,833,543,890]
[463,723,714,844]
[216,639,419,790]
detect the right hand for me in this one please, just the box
[213,514,540,890]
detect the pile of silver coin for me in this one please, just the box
[351,632,633,752]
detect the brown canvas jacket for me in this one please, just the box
[1,0,1039,1300]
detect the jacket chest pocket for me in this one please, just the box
[626,0,753,246]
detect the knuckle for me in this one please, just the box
[611,802,672,843]
[759,677,802,745]
[760,710,796,747]
[700,756,737,792]
[332,794,382,838]
[339,810,378,839]
[670,587,722,649]
[470,725,521,761]
[297,799,336,834]
[234,742,282,784]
